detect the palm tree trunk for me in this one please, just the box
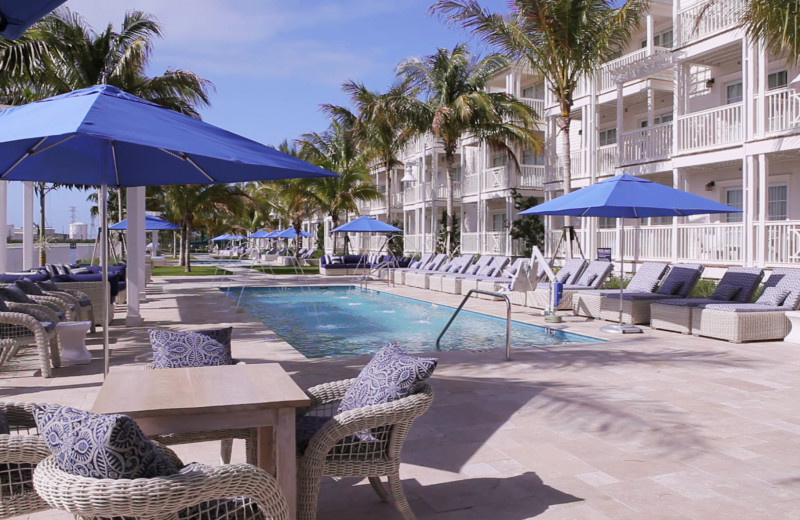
[556,112,573,258]
[38,187,46,265]
[385,158,392,223]
[445,155,455,256]
[179,224,187,267]
[184,225,192,273]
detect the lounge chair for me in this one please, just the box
[573,262,669,319]
[458,257,511,295]
[431,255,495,293]
[0,299,61,378]
[650,267,764,334]
[394,253,447,286]
[0,401,51,518]
[597,263,705,325]
[690,268,800,342]
[404,254,474,290]
[476,257,535,295]
[525,259,613,310]
[390,252,433,285]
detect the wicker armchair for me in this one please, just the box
[0,401,51,519]
[297,380,434,520]
[46,280,112,327]
[33,454,289,520]
[0,302,61,378]
[143,361,257,465]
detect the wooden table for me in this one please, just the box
[92,363,310,519]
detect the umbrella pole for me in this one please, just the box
[101,184,111,376]
[601,222,642,334]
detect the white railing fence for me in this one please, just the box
[764,222,800,265]
[597,48,649,92]
[596,145,617,176]
[764,88,800,134]
[461,232,479,254]
[678,0,744,45]
[484,166,508,191]
[519,165,545,189]
[678,103,742,151]
[620,122,673,164]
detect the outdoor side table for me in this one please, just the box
[92,363,310,519]
[56,321,93,365]
[785,311,800,344]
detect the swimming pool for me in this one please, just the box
[227,285,602,358]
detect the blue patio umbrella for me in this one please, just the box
[109,215,181,231]
[211,234,233,241]
[520,174,741,333]
[0,0,66,39]
[276,228,313,238]
[331,216,402,233]
[264,229,283,238]
[248,229,271,238]
[0,84,338,375]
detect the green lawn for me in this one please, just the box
[152,265,232,276]
[249,265,319,275]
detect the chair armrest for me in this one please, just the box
[4,302,60,323]
[33,458,289,520]
[37,290,80,307]
[29,294,73,317]
[0,401,39,430]
[0,434,50,464]
[305,378,355,409]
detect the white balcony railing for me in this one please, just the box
[484,166,508,191]
[519,165,545,189]
[678,223,743,264]
[596,144,617,176]
[764,87,800,134]
[485,232,507,255]
[619,122,673,164]
[678,103,742,152]
[520,97,545,116]
[597,48,649,92]
[678,0,744,46]
[764,221,800,265]
[461,232,479,254]
[462,174,479,195]
[403,186,417,205]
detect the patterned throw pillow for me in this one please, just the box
[32,404,180,479]
[338,342,437,414]
[149,327,233,369]
[710,283,741,301]
[555,269,571,283]
[656,279,683,296]
[14,279,44,296]
[755,287,790,306]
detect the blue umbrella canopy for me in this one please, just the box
[276,228,313,238]
[248,229,271,238]
[211,233,233,241]
[264,229,283,238]
[331,216,402,233]
[109,215,181,231]
[519,174,740,218]
[0,0,66,39]
[0,85,339,186]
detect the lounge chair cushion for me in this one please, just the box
[14,279,45,296]
[626,262,667,292]
[755,287,790,307]
[149,327,233,369]
[656,279,683,296]
[36,280,59,291]
[33,404,180,479]
[555,269,571,283]
[0,286,35,304]
[710,283,741,301]
[702,303,786,313]
[338,342,437,414]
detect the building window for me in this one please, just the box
[725,187,743,223]
[522,82,545,99]
[640,112,674,127]
[641,29,674,49]
[491,213,506,231]
[768,184,787,220]
[598,217,616,229]
[522,148,544,165]
[491,152,507,168]
[599,128,617,146]
[726,82,743,104]
[768,70,788,90]
[649,216,673,225]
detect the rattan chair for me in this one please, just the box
[33,451,289,520]
[0,302,61,378]
[0,401,51,519]
[297,380,434,520]
[37,286,96,333]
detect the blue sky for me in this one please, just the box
[7,0,508,231]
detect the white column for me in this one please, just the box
[420,153,427,254]
[756,41,767,137]
[22,182,34,270]
[151,230,160,256]
[616,83,624,167]
[0,182,7,273]
[757,154,768,266]
[743,155,757,266]
[126,187,145,326]
[646,14,654,55]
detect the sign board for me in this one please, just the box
[597,247,612,261]
[69,242,77,249]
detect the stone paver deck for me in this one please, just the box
[4,269,800,519]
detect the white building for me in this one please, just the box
[69,221,89,240]
[325,0,799,270]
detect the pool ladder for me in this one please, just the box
[436,289,512,361]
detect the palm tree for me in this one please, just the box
[698,0,800,64]
[0,7,213,263]
[162,184,250,272]
[430,0,645,205]
[396,44,539,255]
[323,80,416,222]
[296,119,383,253]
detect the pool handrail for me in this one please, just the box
[436,288,512,361]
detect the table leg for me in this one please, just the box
[257,426,275,475]
[276,407,297,520]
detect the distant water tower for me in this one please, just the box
[69,222,88,240]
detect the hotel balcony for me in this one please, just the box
[598,47,673,93]
[619,122,673,165]
[764,87,800,134]
[678,103,742,152]
[520,97,545,116]
[677,0,744,47]
[402,182,461,205]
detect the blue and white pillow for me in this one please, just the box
[338,342,436,414]
[14,279,44,296]
[0,286,35,304]
[149,327,233,369]
[33,404,180,479]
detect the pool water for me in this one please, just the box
[227,286,602,358]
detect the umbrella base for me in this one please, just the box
[600,323,644,334]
